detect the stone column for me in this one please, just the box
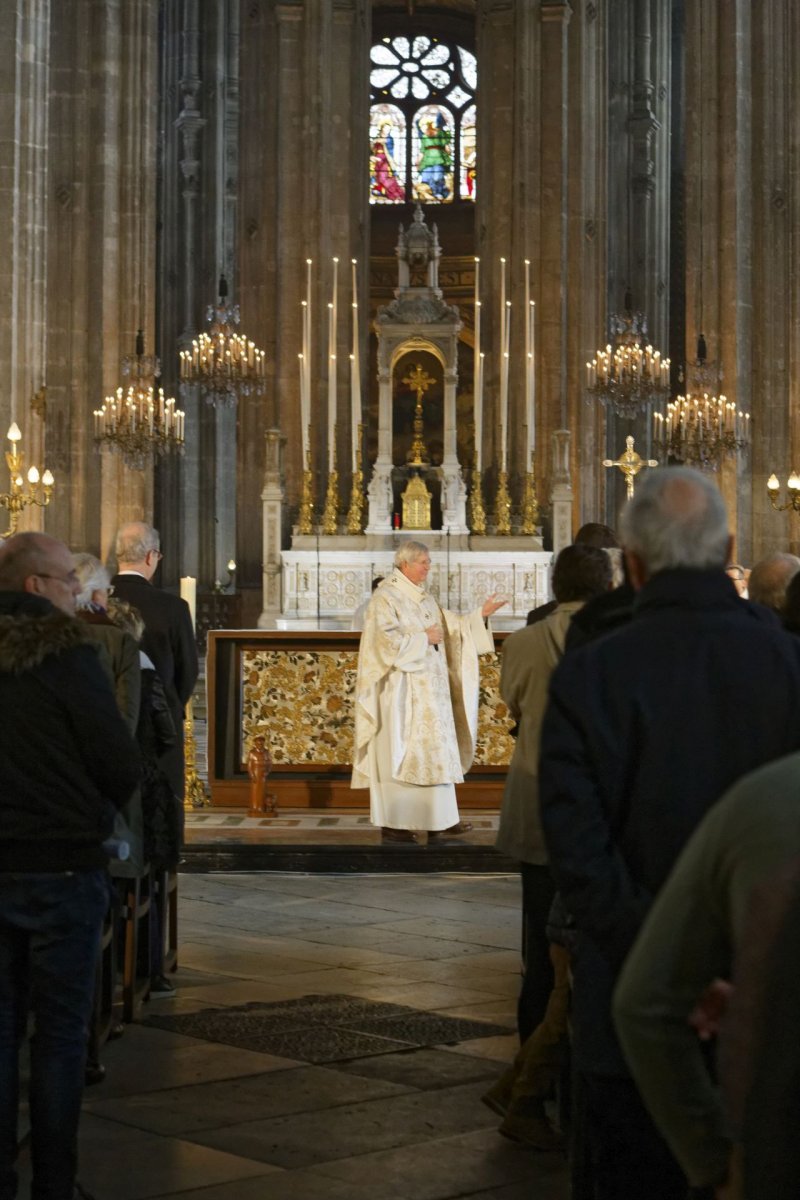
[258,429,284,627]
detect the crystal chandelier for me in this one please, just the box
[179,276,265,407]
[653,392,750,470]
[1,421,54,538]
[94,331,185,470]
[586,304,671,419]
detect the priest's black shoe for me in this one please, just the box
[381,827,419,844]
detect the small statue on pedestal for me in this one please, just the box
[247,734,275,817]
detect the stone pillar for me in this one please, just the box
[551,429,574,555]
[0,0,51,534]
[258,429,284,628]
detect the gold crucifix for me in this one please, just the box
[603,435,659,500]
[403,362,435,465]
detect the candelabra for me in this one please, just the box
[493,469,511,535]
[469,464,486,536]
[653,394,749,470]
[1,422,55,538]
[94,331,185,469]
[346,425,365,535]
[767,473,800,513]
[586,308,671,419]
[180,276,266,407]
[183,701,208,810]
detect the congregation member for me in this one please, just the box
[746,551,800,615]
[111,521,198,803]
[725,562,749,597]
[0,533,139,1200]
[352,539,504,843]
[486,543,612,1147]
[526,522,619,625]
[614,750,800,1200]
[538,466,800,1200]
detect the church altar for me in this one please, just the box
[279,539,552,627]
[206,629,515,808]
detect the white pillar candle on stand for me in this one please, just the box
[180,576,197,629]
[327,257,339,471]
[350,259,361,470]
[476,351,485,471]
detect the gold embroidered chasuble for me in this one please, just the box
[352,569,492,830]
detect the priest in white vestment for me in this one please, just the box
[352,539,505,843]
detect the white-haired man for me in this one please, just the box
[538,467,800,1200]
[110,521,197,806]
[352,539,505,844]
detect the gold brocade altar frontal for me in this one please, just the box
[240,647,514,768]
[206,631,514,808]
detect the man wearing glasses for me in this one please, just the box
[0,532,140,1200]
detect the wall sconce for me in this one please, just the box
[212,558,237,593]
[1,422,55,538]
[767,473,800,512]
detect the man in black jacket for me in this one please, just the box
[0,533,140,1200]
[539,467,800,1200]
[110,522,198,802]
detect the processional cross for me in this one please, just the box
[603,435,659,500]
[403,362,435,465]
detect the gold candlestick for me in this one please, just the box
[494,468,512,535]
[297,441,314,534]
[346,424,365,535]
[183,697,208,810]
[469,464,487,535]
[520,456,540,535]
[321,443,339,535]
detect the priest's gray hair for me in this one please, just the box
[620,466,729,576]
[73,552,111,609]
[394,539,430,568]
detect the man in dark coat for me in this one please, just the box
[110,521,198,802]
[0,532,140,1200]
[539,466,800,1200]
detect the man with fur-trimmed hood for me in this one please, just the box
[0,532,140,1200]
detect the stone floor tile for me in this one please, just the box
[24,1114,278,1200]
[440,1033,519,1063]
[334,1046,504,1091]
[85,1063,413,1136]
[185,1080,499,1170]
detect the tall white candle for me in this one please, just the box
[328,258,338,472]
[305,258,312,462]
[474,257,481,470]
[499,258,507,470]
[524,260,532,461]
[500,299,511,472]
[476,351,485,472]
[530,299,536,455]
[180,576,197,630]
[350,259,361,471]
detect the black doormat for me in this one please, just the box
[145,993,513,1064]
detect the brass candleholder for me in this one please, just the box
[520,460,540,534]
[494,468,512,535]
[2,422,55,538]
[183,697,208,810]
[297,443,314,534]
[469,465,487,535]
[346,425,365,534]
[321,444,339,535]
